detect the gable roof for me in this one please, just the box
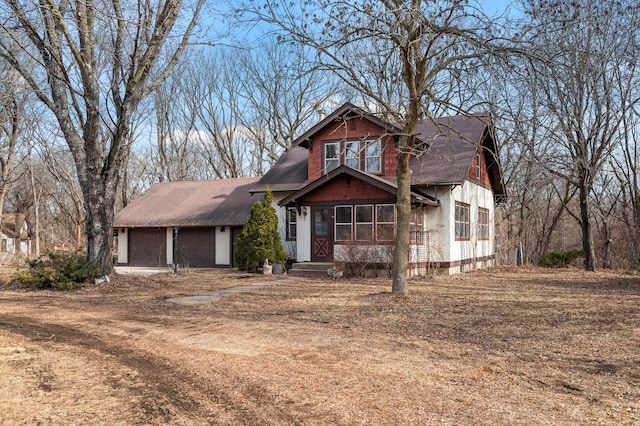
[114,178,263,228]
[252,103,506,199]
[411,114,507,198]
[279,165,439,207]
[293,102,403,149]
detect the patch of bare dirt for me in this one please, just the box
[0,267,639,425]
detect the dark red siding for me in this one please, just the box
[307,118,399,181]
[467,147,492,187]
[300,175,395,203]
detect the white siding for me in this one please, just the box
[215,226,230,265]
[166,227,173,265]
[117,228,128,264]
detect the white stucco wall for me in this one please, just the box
[166,227,174,265]
[447,181,495,273]
[117,228,128,263]
[271,192,311,262]
[215,226,231,265]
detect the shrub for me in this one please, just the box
[15,251,98,290]
[539,249,585,268]
[235,190,287,271]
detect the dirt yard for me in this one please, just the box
[0,267,638,425]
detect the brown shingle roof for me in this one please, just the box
[411,114,506,198]
[114,178,263,228]
[253,103,506,199]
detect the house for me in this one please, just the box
[113,178,262,270]
[1,214,31,257]
[251,103,506,275]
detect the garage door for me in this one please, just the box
[175,227,216,268]
[128,228,166,267]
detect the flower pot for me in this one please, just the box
[263,264,273,275]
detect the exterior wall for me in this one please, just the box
[166,227,173,265]
[307,118,398,181]
[215,226,231,265]
[296,210,311,262]
[117,228,128,264]
[443,181,496,274]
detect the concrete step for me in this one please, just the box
[288,262,336,277]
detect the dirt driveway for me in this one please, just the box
[0,267,638,425]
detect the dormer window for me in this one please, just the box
[322,139,382,175]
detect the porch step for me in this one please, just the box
[288,262,336,277]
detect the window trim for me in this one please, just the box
[334,205,353,241]
[321,138,383,175]
[478,207,489,241]
[355,204,374,241]
[365,140,382,173]
[324,142,340,174]
[455,202,471,241]
[376,204,396,242]
[286,207,297,241]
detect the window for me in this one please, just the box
[325,142,340,173]
[286,207,297,240]
[345,141,360,169]
[322,139,382,175]
[475,153,481,180]
[455,202,470,240]
[366,140,381,172]
[376,204,395,241]
[335,205,353,241]
[355,205,373,241]
[478,207,489,240]
[332,204,396,242]
[410,208,424,244]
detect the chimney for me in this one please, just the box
[317,109,326,121]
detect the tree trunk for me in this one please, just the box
[392,147,412,294]
[579,181,596,271]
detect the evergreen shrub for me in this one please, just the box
[15,251,98,289]
[235,190,287,271]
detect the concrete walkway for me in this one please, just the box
[166,277,299,304]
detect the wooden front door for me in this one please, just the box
[311,206,333,262]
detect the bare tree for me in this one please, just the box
[518,0,640,271]
[0,0,204,274]
[239,0,506,293]
[0,62,28,232]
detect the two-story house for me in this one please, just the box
[251,102,506,275]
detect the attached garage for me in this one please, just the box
[114,178,262,270]
[175,227,216,268]
[128,228,166,267]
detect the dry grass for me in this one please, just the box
[0,266,638,425]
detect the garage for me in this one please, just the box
[128,228,166,267]
[174,227,216,268]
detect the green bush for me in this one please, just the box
[15,251,98,290]
[539,249,585,267]
[235,190,287,271]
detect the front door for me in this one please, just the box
[311,206,333,262]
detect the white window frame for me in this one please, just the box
[325,142,340,174]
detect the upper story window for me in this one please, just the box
[322,139,382,175]
[345,141,360,169]
[325,142,340,173]
[366,140,381,172]
[475,152,481,180]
